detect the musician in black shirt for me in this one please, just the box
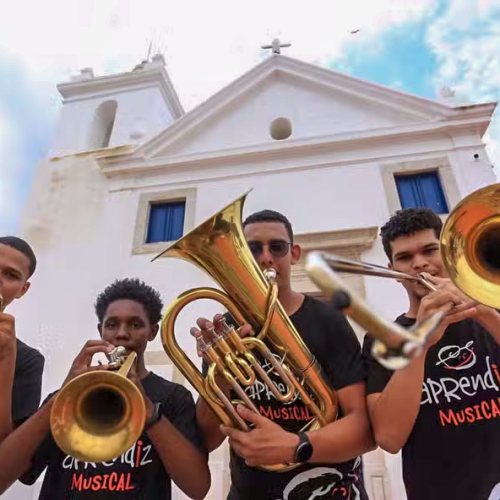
[363,208,500,500]
[0,278,210,499]
[0,236,44,441]
[192,209,374,500]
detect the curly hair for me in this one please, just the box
[94,278,164,324]
[243,209,294,243]
[380,208,443,262]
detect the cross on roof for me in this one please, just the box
[261,38,291,55]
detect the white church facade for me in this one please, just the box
[6,51,497,500]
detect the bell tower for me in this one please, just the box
[49,54,184,157]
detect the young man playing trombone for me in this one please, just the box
[0,236,44,441]
[191,209,374,500]
[0,278,210,499]
[363,207,500,500]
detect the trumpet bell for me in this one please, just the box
[441,183,500,309]
[50,370,146,463]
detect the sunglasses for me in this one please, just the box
[248,239,291,258]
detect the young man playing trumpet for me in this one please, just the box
[192,210,374,500]
[0,278,211,499]
[0,236,44,441]
[363,207,500,500]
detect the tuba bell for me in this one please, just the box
[50,347,146,463]
[305,182,500,370]
[152,190,337,472]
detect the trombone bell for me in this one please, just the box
[441,183,500,309]
[50,350,146,463]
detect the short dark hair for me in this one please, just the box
[243,209,294,243]
[94,278,164,325]
[0,236,37,277]
[380,207,443,262]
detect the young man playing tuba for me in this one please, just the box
[191,210,374,500]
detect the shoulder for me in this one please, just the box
[144,372,194,404]
[16,339,45,370]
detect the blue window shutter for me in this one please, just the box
[146,201,186,243]
[395,172,448,214]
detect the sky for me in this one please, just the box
[0,0,498,233]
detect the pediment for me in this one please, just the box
[138,55,459,160]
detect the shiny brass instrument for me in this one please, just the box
[152,191,337,472]
[306,182,500,370]
[50,346,146,463]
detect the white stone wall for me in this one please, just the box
[6,132,496,499]
[50,86,176,157]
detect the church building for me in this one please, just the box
[7,46,497,500]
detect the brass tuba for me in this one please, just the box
[305,182,500,370]
[50,347,146,463]
[152,191,337,472]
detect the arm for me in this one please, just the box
[0,312,17,442]
[365,282,477,454]
[196,396,227,452]
[0,340,114,494]
[0,397,54,494]
[366,352,427,454]
[146,398,211,500]
[476,308,500,347]
[221,308,375,466]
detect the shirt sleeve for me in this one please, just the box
[12,348,45,427]
[164,385,207,455]
[313,306,366,391]
[362,334,394,395]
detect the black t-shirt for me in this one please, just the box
[20,372,206,500]
[363,315,500,500]
[13,339,45,427]
[204,295,368,500]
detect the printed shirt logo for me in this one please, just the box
[436,340,476,370]
[275,458,362,500]
[62,439,154,493]
[420,338,500,428]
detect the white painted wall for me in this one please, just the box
[7,57,498,499]
[50,86,176,157]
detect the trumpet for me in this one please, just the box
[50,346,146,463]
[153,190,337,472]
[306,182,500,370]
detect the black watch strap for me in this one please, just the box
[294,432,313,463]
[144,402,163,430]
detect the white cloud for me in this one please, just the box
[0,0,435,109]
[427,0,500,180]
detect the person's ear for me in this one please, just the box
[149,323,159,342]
[15,281,30,300]
[290,244,301,265]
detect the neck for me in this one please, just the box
[406,293,421,319]
[278,285,304,316]
[135,355,150,380]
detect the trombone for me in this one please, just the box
[306,182,500,370]
[50,346,146,463]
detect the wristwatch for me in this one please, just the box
[294,432,313,463]
[144,402,163,430]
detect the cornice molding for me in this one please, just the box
[57,66,184,119]
[96,116,491,179]
[292,227,379,296]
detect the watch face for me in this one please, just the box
[296,441,313,462]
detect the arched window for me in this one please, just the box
[88,100,117,149]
